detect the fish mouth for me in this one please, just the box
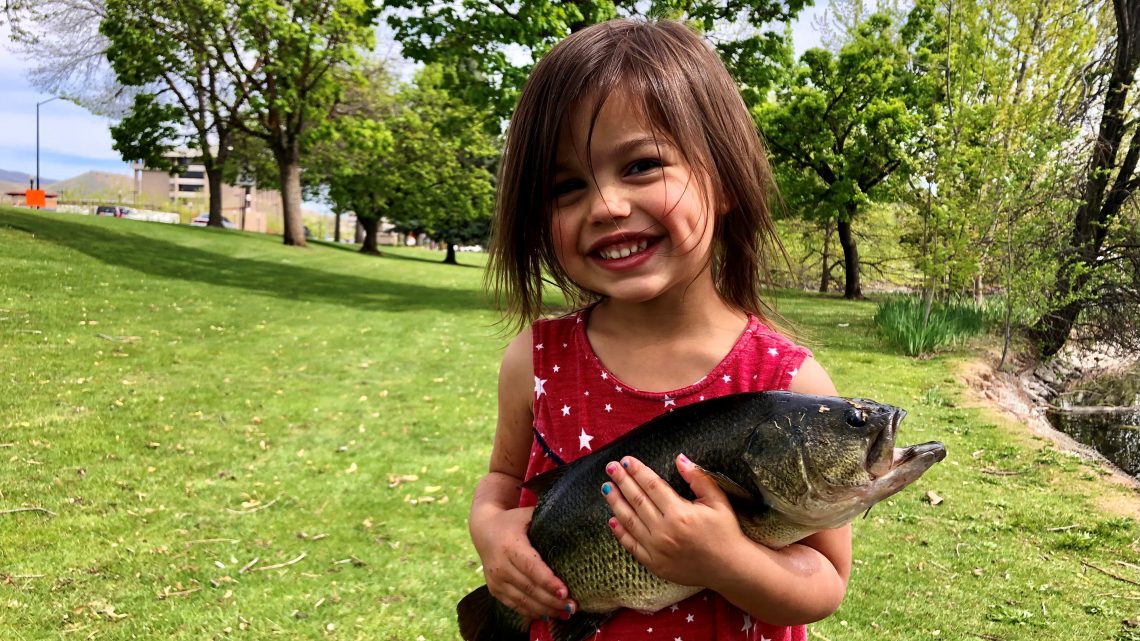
[865,409,904,477]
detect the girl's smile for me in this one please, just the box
[551,92,718,304]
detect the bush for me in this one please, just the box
[874,295,986,356]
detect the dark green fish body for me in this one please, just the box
[459,391,946,641]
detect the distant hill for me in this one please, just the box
[0,180,27,194]
[0,169,56,186]
[50,171,134,199]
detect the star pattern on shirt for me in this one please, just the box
[604,403,612,412]
[534,376,547,398]
[553,364,561,373]
[561,405,571,416]
[767,347,778,357]
[722,374,732,384]
[579,428,594,450]
[741,614,754,632]
[663,395,675,408]
[789,367,798,378]
[536,343,544,350]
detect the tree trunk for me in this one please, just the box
[206,165,226,228]
[359,216,380,255]
[334,211,341,243]
[274,145,307,247]
[443,243,457,264]
[355,220,365,244]
[1030,0,1140,357]
[837,212,862,299]
[819,220,831,293]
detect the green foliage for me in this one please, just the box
[873,295,986,356]
[307,63,497,251]
[383,0,806,121]
[109,93,185,170]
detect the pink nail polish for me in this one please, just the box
[555,587,567,600]
[605,462,617,475]
[608,517,617,529]
[679,453,691,465]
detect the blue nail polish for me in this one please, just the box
[601,482,612,495]
[565,603,574,614]
[621,460,629,469]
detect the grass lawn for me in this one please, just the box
[1,207,1137,641]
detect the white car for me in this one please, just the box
[190,213,236,229]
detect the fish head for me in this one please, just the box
[743,393,946,531]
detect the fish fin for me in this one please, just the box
[521,464,569,498]
[690,463,753,501]
[547,612,611,641]
[457,584,529,641]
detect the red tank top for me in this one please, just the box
[521,308,812,641]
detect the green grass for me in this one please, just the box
[1,208,1137,641]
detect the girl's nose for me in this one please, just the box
[585,184,631,224]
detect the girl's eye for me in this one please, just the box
[552,178,586,198]
[627,158,662,175]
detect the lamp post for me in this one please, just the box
[36,97,60,190]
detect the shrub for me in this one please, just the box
[874,295,986,356]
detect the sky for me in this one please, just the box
[0,8,824,184]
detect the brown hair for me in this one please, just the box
[486,18,787,333]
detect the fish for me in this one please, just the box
[457,391,947,641]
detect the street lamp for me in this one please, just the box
[36,97,60,190]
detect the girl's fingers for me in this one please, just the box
[601,476,652,543]
[606,512,652,566]
[507,552,576,617]
[604,457,667,523]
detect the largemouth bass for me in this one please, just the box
[458,391,946,641]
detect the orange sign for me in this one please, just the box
[25,189,46,208]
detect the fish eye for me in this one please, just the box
[845,408,866,427]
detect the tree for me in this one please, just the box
[230,0,381,247]
[383,0,809,121]
[758,10,941,299]
[102,0,249,228]
[6,0,133,117]
[307,64,496,261]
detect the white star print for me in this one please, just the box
[686,613,694,623]
[675,637,682,641]
[742,614,754,632]
[698,395,705,401]
[760,635,771,641]
[584,391,590,397]
[536,343,544,350]
[562,343,568,348]
[663,395,675,408]
[789,367,798,378]
[646,628,653,634]
[601,371,608,380]
[767,347,778,357]
[561,405,571,416]
[553,365,560,373]
[722,374,732,383]
[614,385,622,393]
[670,604,679,612]
[534,376,547,398]
[604,403,612,412]
[579,429,594,450]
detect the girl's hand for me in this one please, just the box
[601,454,745,587]
[471,505,577,621]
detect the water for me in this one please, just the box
[1045,369,1140,478]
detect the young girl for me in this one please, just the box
[471,18,850,641]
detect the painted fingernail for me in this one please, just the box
[606,462,617,475]
[565,603,575,614]
[601,482,612,495]
[608,517,617,529]
[555,587,567,600]
[679,453,691,465]
[621,458,629,469]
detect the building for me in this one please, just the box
[131,150,282,233]
[4,190,59,209]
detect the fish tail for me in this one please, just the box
[457,584,529,641]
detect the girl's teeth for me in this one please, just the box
[600,240,648,260]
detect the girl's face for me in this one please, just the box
[551,92,719,307]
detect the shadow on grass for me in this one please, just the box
[307,239,481,269]
[1,210,490,313]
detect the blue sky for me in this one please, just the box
[0,9,823,183]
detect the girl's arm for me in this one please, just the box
[601,356,852,625]
[469,329,578,621]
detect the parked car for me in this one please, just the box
[94,205,131,218]
[190,213,236,229]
